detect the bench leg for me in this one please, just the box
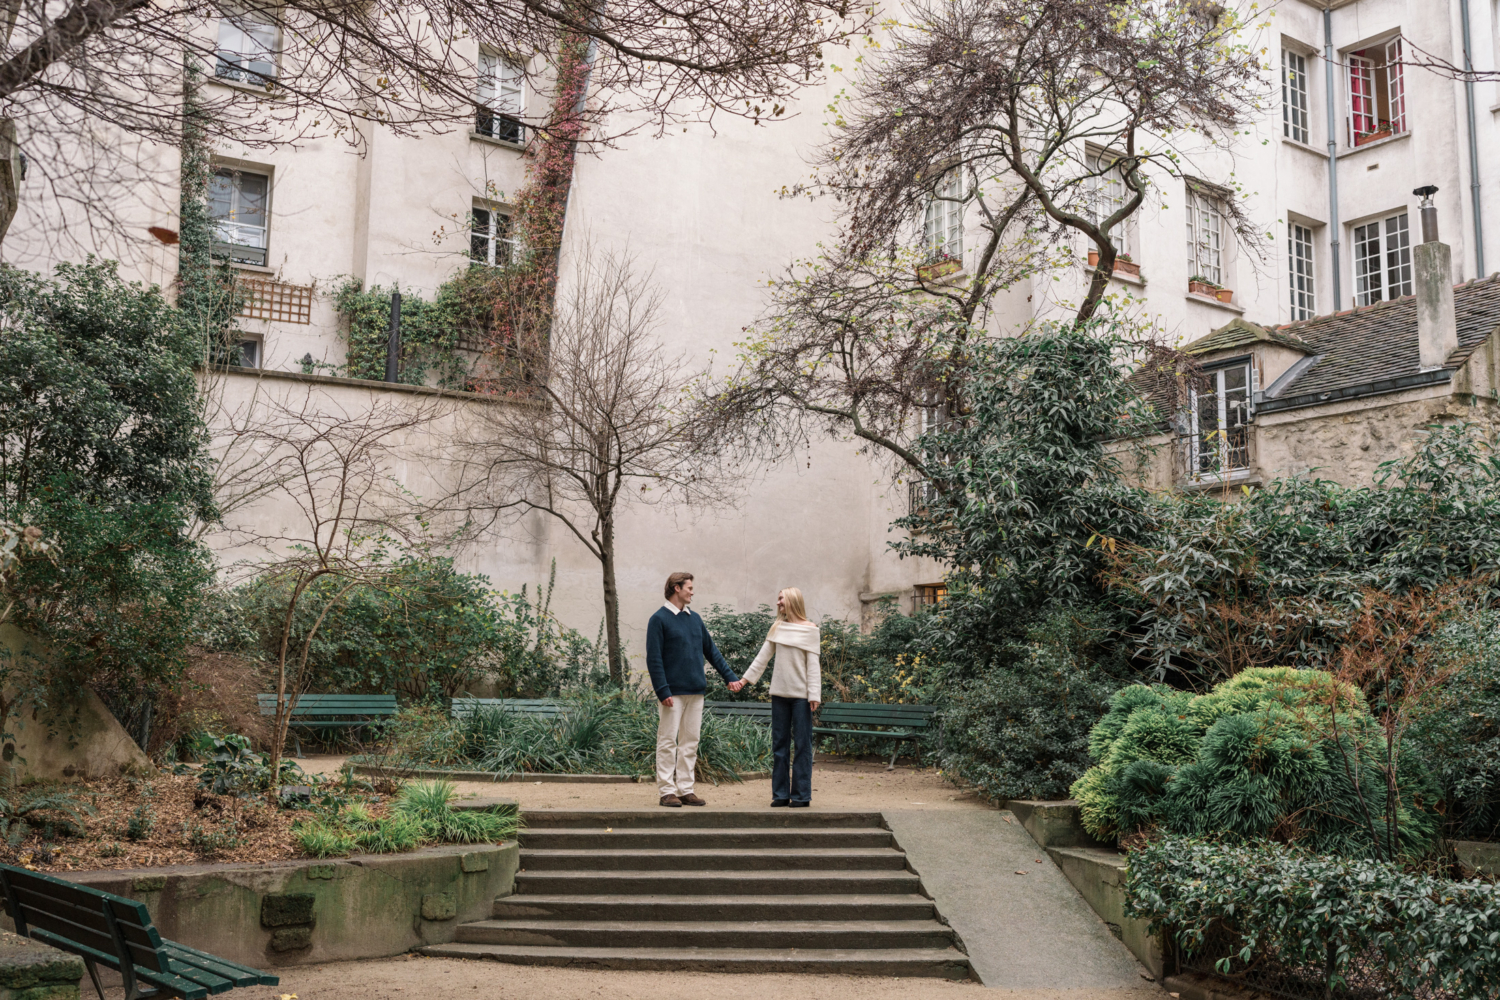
[294,731,304,759]
[888,740,902,771]
[84,957,107,1000]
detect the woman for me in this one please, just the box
[739,588,820,807]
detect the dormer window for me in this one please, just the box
[1185,361,1252,481]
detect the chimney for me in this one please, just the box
[1414,186,1457,370]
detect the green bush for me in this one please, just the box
[1409,610,1500,841]
[1126,835,1500,1000]
[1072,667,1442,857]
[292,779,517,858]
[935,607,1131,801]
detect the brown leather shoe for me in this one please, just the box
[659,794,682,807]
[680,793,706,806]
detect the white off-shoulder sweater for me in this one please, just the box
[741,621,821,702]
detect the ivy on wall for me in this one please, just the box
[335,268,497,388]
[176,60,244,362]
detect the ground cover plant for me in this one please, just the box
[293,780,516,858]
[1126,836,1500,1000]
[359,689,771,782]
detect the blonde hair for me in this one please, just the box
[771,588,809,635]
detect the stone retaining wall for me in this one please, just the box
[0,931,82,1000]
[50,843,518,969]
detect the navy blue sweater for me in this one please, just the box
[645,605,738,700]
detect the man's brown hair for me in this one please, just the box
[664,572,694,600]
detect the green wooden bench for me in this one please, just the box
[0,864,277,1000]
[706,700,772,720]
[814,702,937,769]
[450,698,568,720]
[258,693,399,756]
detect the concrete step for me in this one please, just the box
[493,892,938,922]
[513,869,925,896]
[456,918,959,950]
[519,847,908,871]
[519,809,887,829]
[419,942,973,979]
[520,827,895,851]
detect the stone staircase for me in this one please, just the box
[422,809,972,979]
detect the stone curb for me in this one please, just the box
[351,764,770,784]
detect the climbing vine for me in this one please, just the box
[335,269,497,388]
[177,60,244,361]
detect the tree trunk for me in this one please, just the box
[600,517,623,686]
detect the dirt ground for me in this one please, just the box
[93,953,1168,1000]
[298,753,994,812]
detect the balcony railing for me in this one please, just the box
[475,108,525,145]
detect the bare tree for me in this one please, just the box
[0,0,872,258]
[452,246,738,685]
[704,0,1269,476]
[230,386,450,783]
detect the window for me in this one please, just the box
[922,172,964,263]
[475,49,525,143]
[214,8,278,84]
[1186,187,1225,286]
[208,167,269,266]
[470,205,514,265]
[1282,49,1310,144]
[1288,222,1316,320]
[1087,153,1137,258]
[1347,38,1406,146]
[1353,212,1413,305]
[234,338,261,367]
[912,583,947,613]
[1186,363,1252,480]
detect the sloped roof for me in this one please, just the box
[1261,273,1500,408]
[1179,317,1315,356]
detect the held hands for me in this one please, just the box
[727,679,746,693]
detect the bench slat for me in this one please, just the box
[8,880,166,970]
[29,929,208,1000]
[162,941,278,987]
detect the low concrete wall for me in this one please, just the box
[1454,839,1500,876]
[53,843,518,969]
[1046,847,1165,981]
[0,930,82,1000]
[1006,800,1110,850]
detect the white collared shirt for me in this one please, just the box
[663,600,688,615]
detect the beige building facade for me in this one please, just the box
[9,0,1500,675]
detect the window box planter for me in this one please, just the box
[918,258,962,281]
[1088,250,1141,276]
[1188,279,1218,297]
[1354,126,1394,147]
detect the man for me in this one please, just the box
[645,572,745,807]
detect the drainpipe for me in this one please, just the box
[1324,8,1342,310]
[385,289,402,383]
[1460,0,1487,278]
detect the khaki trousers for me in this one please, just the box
[656,694,704,797]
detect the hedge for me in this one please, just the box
[1125,836,1500,1000]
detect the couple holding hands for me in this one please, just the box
[644,572,820,808]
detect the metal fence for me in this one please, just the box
[1175,922,1459,1000]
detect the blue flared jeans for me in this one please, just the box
[770,695,813,803]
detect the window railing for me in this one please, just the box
[212,220,268,266]
[214,54,275,86]
[1185,423,1251,482]
[475,108,525,144]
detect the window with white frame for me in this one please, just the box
[1347,37,1406,146]
[1086,152,1138,259]
[1186,186,1225,286]
[214,8,278,85]
[208,167,270,266]
[1186,362,1253,480]
[470,204,515,265]
[1288,222,1316,320]
[922,172,964,263]
[476,49,526,143]
[1282,49,1310,144]
[1353,212,1412,305]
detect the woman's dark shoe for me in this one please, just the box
[770,799,790,807]
[789,800,811,808]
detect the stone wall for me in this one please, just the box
[51,842,518,969]
[0,931,81,1000]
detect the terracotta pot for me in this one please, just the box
[1114,259,1141,277]
[1215,287,1235,304]
[1088,250,1100,267]
[918,258,962,281]
[1189,279,1218,297]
